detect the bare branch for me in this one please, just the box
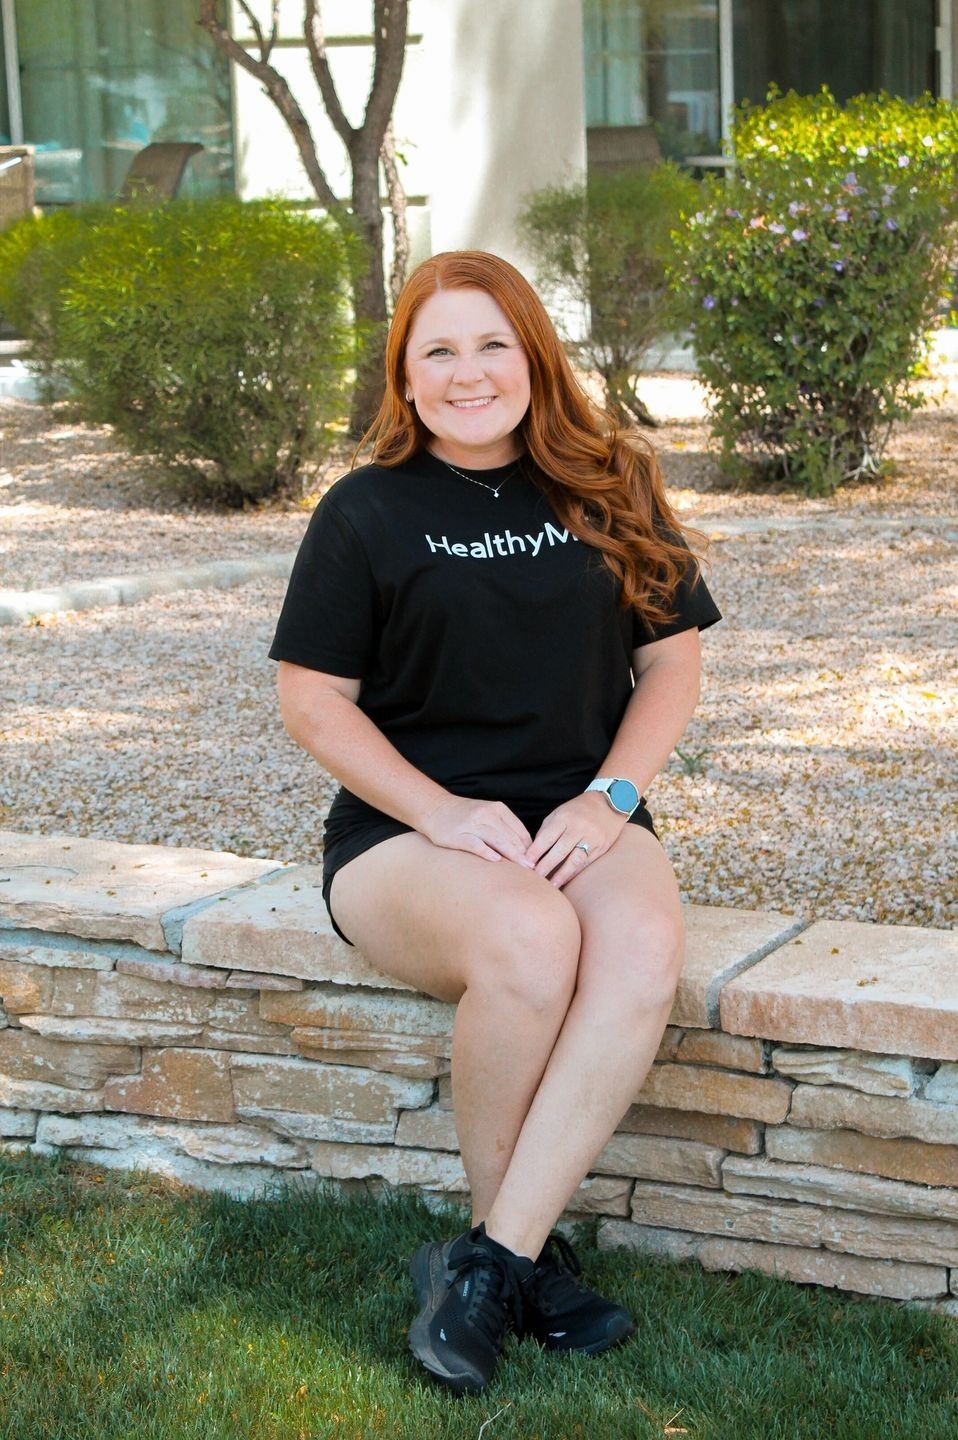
[198,0,341,211]
[364,0,408,153]
[304,0,355,146]
[269,0,280,57]
[381,123,408,304]
[234,0,267,61]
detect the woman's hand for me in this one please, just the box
[525,792,629,888]
[419,796,536,867]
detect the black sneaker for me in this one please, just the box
[407,1223,532,1395]
[519,1232,635,1354]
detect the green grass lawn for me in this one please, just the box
[1,1152,955,1440]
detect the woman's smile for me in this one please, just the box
[405,287,531,467]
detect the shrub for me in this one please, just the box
[518,164,700,425]
[669,90,958,493]
[0,199,362,504]
[0,208,101,394]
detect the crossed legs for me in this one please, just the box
[329,824,683,1257]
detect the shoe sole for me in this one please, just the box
[407,1242,488,1396]
[531,1316,636,1355]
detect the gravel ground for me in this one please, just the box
[2,376,956,929]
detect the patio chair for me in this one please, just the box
[118,142,204,203]
[0,147,36,228]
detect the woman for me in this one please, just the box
[270,250,721,1395]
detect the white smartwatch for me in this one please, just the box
[586,777,641,817]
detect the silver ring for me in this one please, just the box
[574,841,590,856]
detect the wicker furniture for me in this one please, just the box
[0,147,36,228]
[118,141,204,202]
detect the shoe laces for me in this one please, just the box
[448,1243,525,1346]
[525,1233,589,1310]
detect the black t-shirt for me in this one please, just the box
[269,450,721,813]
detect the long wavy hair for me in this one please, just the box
[362,250,704,627]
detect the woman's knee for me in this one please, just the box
[583,906,685,1011]
[465,884,581,1015]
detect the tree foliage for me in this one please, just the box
[518,165,699,425]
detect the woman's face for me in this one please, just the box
[404,287,531,468]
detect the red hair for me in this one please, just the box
[362,250,703,626]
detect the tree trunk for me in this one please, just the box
[381,123,410,306]
[604,370,660,429]
[349,149,391,435]
[199,0,409,438]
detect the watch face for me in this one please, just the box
[608,778,640,814]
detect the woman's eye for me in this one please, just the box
[483,340,506,350]
[427,346,452,358]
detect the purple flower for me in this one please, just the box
[769,222,786,234]
[831,261,845,274]
[791,228,808,241]
[821,202,834,214]
[898,154,910,167]
[788,200,805,216]
[843,172,858,187]
[702,295,717,310]
[885,218,899,231]
[724,208,742,219]
[836,208,850,222]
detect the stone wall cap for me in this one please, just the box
[675,905,805,1028]
[0,831,279,952]
[180,864,416,989]
[720,920,958,1060]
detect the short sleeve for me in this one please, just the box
[632,544,722,648]
[268,495,379,678]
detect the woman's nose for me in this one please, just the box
[451,351,485,384]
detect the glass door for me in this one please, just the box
[732,0,937,106]
[12,0,234,207]
[583,1,722,165]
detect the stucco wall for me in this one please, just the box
[229,0,586,272]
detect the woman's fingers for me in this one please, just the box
[543,840,596,889]
[526,795,629,886]
[421,797,535,866]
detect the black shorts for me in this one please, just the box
[321,789,658,946]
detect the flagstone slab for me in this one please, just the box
[180,864,417,988]
[0,832,278,952]
[720,921,958,1060]
[673,906,804,1028]
[181,882,801,1016]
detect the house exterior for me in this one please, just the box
[1,1,954,273]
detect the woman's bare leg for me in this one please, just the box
[330,834,581,1224]
[483,826,684,1259]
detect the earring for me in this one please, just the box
[405,391,413,403]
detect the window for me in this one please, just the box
[583,0,721,164]
[1,0,234,206]
[733,0,937,107]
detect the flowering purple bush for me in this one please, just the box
[669,90,958,493]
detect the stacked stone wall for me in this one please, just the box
[2,831,956,1314]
